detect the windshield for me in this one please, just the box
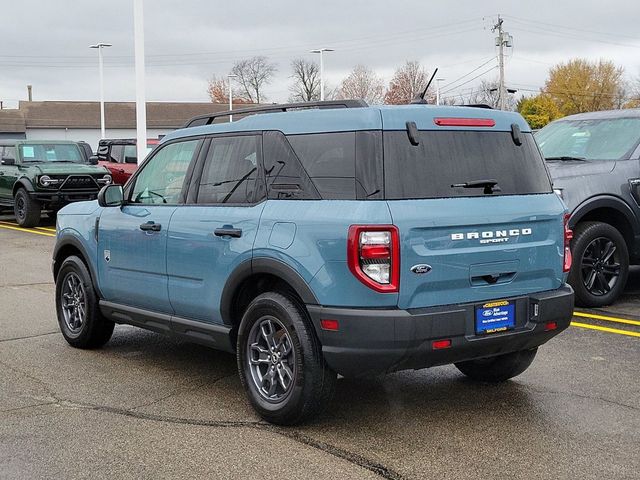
[536,117,640,161]
[383,131,551,199]
[19,143,84,163]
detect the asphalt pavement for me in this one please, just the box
[0,216,638,480]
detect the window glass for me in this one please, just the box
[131,140,198,204]
[123,145,138,163]
[2,146,16,160]
[536,117,640,161]
[197,135,259,204]
[383,131,551,199]
[19,143,83,163]
[287,132,356,199]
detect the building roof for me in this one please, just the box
[163,104,531,143]
[0,101,232,133]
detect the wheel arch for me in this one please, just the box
[12,177,35,195]
[220,257,319,330]
[53,236,102,297]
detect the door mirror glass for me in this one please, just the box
[89,155,99,165]
[1,157,15,166]
[98,185,124,207]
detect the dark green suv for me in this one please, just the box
[0,140,112,227]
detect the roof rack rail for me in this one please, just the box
[183,99,369,128]
[462,104,493,109]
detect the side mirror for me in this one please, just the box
[1,157,15,166]
[89,155,99,165]
[98,185,124,207]
[124,156,138,164]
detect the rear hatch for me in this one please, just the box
[382,124,566,310]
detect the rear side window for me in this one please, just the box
[197,135,260,204]
[383,131,551,199]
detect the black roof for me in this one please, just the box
[558,108,640,121]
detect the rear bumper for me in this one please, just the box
[29,190,99,206]
[307,285,574,377]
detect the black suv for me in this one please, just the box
[537,109,640,306]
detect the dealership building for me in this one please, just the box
[0,101,229,150]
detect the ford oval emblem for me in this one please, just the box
[410,264,432,275]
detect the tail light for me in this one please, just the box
[347,225,400,293]
[563,214,573,273]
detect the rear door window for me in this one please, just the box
[383,131,552,199]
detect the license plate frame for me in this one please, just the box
[475,300,515,334]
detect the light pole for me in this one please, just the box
[133,0,147,163]
[89,42,112,139]
[435,78,445,105]
[310,48,334,101]
[228,74,238,122]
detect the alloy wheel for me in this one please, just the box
[60,272,87,333]
[247,316,296,403]
[580,236,621,296]
[15,196,25,222]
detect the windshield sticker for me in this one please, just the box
[22,146,35,158]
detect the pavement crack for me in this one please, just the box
[0,282,54,288]
[0,331,58,343]
[523,383,640,412]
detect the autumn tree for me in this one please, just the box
[338,65,386,104]
[517,94,563,129]
[384,61,433,104]
[542,58,625,115]
[206,75,251,104]
[230,56,277,104]
[288,58,320,102]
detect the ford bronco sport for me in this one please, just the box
[53,101,574,425]
[0,140,112,227]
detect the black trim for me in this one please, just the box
[52,235,103,298]
[570,195,640,237]
[219,257,319,325]
[99,300,234,352]
[306,286,574,377]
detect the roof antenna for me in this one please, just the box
[411,68,438,104]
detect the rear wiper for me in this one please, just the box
[544,156,587,162]
[451,179,501,195]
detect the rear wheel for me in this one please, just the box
[569,221,628,307]
[55,255,114,348]
[455,348,537,382]
[13,188,41,227]
[237,292,336,425]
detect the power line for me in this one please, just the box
[439,66,498,95]
[502,15,640,42]
[439,57,497,91]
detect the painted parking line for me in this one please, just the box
[573,311,640,327]
[571,321,640,338]
[0,222,56,237]
[0,220,56,233]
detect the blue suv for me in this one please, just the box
[53,100,574,424]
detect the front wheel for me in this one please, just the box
[14,188,41,227]
[455,348,537,382]
[237,292,336,425]
[568,221,629,307]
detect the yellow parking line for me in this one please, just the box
[573,311,640,327]
[571,321,640,338]
[0,223,56,237]
[0,221,56,232]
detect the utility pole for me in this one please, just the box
[492,15,512,110]
[133,0,147,163]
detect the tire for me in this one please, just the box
[13,188,41,227]
[455,348,538,382]
[55,255,114,349]
[237,292,337,425]
[568,221,629,307]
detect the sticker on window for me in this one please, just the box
[22,146,35,158]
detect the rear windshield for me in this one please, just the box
[19,143,83,163]
[536,117,640,161]
[383,131,551,199]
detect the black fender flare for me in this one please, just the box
[220,256,319,325]
[570,195,640,237]
[52,234,103,298]
[13,177,35,195]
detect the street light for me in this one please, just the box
[228,74,238,122]
[310,48,334,101]
[89,42,112,139]
[435,78,445,105]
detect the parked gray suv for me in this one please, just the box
[537,109,640,306]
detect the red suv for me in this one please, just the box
[96,138,159,185]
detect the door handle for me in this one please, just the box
[214,227,242,238]
[139,221,161,232]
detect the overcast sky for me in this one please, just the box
[1,0,639,107]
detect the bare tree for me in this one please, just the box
[289,58,320,102]
[385,61,433,104]
[206,75,251,104]
[464,79,517,110]
[230,56,277,104]
[338,65,386,105]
